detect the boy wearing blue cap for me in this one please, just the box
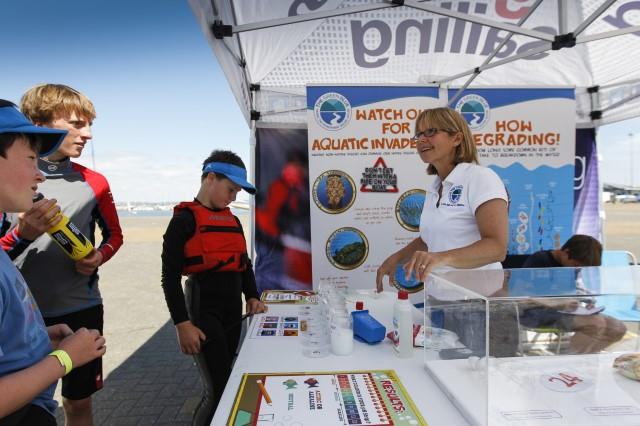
[0,100,106,425]
[4,84,123,426]
[161,150,266,425]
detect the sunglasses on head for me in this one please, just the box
[412,128,453,141]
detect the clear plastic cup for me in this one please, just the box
[302,333,330,357]
[330,316,354,356]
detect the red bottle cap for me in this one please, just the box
[398,291,409,300]
[355,301,364,310]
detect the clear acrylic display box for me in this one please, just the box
[423,266,640,426]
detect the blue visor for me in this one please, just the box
[203,162,256,194]
[0,101,67,157]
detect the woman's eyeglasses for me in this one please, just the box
[412,128,451,141]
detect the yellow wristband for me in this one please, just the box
[49,350,73,376]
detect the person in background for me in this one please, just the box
[522,234,603,268]
[520,234,627,354]
[4,84,123,426]
[376,107,508,291]
[0,100,106,425]
[161,150,267,425]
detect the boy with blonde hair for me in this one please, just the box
[0,100,106,425]
[4,85,123,425]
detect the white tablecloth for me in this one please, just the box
[211,291,467,425]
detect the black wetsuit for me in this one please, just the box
[161,202,259,425]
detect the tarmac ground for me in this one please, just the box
[52,204,640,425]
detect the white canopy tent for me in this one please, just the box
[188,0,640,127]
[188,0,640,253]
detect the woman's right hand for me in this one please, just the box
[375,254,399,293]
[58,328,106,370]
[175,321,206,355]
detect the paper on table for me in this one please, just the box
[558,305,605,315]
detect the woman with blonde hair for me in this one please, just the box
[376,107,508,291]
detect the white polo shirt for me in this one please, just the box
[419,162,508,272]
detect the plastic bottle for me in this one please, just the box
[393,290,413,358]
[34,193,94,260]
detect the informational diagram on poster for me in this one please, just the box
[307,86,442,290]
[450,88,575,254]
[261,290,318,304]
[227,370,426,425]
[249,314,303,338]
[425,353,640,426]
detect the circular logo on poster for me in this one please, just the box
[314,92,352,131]
[395,189,426,232]
[326,227,368,270]
[455,94,490,130]
[312,170,356,214]
[391,264,424,293]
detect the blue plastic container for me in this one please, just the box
[351,310,386,344]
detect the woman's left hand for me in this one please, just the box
[246,298,268,314]
[404,251,449,282]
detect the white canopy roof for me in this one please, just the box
[189,0,640,127]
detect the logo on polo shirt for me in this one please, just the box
[455,94,490,130]
[447,185,464,206]
[314,92,351,131]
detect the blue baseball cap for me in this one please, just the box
[0,99,67,157]
[203,161,256,194]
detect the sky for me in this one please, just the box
[2,1,640,203]
[1,0,248,203]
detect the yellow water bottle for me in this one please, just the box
[34,193,94,260]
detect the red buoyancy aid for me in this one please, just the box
[175,201,248,275]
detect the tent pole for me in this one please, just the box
[602,91,640,114]
[577,25,640,44]
[228,0,255,126]
[573,0,617,36]
[231,2,394,34]
[404,0,553,42]
[447,0,543,104]
[600,78,640,90]
[558,0,568,34]
[436,44,550,85]
[249,118,257,261]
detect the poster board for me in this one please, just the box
[307,85,575,291]
[450,88,576,254]
[306,85,442,291]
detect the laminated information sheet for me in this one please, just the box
[248,315,304,338]
[260,290,318,304]
[227,370,426,425]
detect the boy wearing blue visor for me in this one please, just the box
[161,150,266,425]
[0,100,106,424]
